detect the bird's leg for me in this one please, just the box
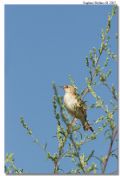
[67,117,77,133]
[72,117,78,124]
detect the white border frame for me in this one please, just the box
[0,2,5,176]
[0,1,119,176]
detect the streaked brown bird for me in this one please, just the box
[63,85,94,132]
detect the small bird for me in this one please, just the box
[63,85,94,132]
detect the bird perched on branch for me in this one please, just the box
[63,85,94,132]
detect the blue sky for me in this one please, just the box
[5,5,118,174]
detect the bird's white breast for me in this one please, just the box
[64,93,77,113]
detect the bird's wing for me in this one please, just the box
[75,96,87,118]
[75,95,87,109]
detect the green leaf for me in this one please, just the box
[95,97,104,108]
[5,153,14,163]
[99,47,103,55]
[56,113,60,120]
[95,116,104,124]
[98,126,104,132]
[87,81,97,98]
[20,117,24,124]
[101,156,107,163]
[111,5,117,16]
[33,138,39,144]
[95,65,101,76]
[27,129,32,135]
[106,69,112,78]
[86,163,97,174]
[90,133,96,140]
[86,56,89,67]
[109,120,115,130]
[107,112,113,119]
[89,51,93,60]
[86,150,95,163]
[102,122,108,128]
[99,73,106,82]
[104,57,109,67]
[80,154,87,167]
[43,143,48,151]
[47,152,52,159]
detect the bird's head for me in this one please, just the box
[64,85,77,94]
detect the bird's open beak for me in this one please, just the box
[63,85,68,89]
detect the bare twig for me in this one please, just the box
[102,127,118,173]
[102,82,118,101]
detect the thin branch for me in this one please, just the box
[102,127,118,173]
[81,7,117,99]
[102,82,118,101]
[81,51,102,99]
[53,116,77,174]
[70,134,86,173]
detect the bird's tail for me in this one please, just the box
[83,121,94,132]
